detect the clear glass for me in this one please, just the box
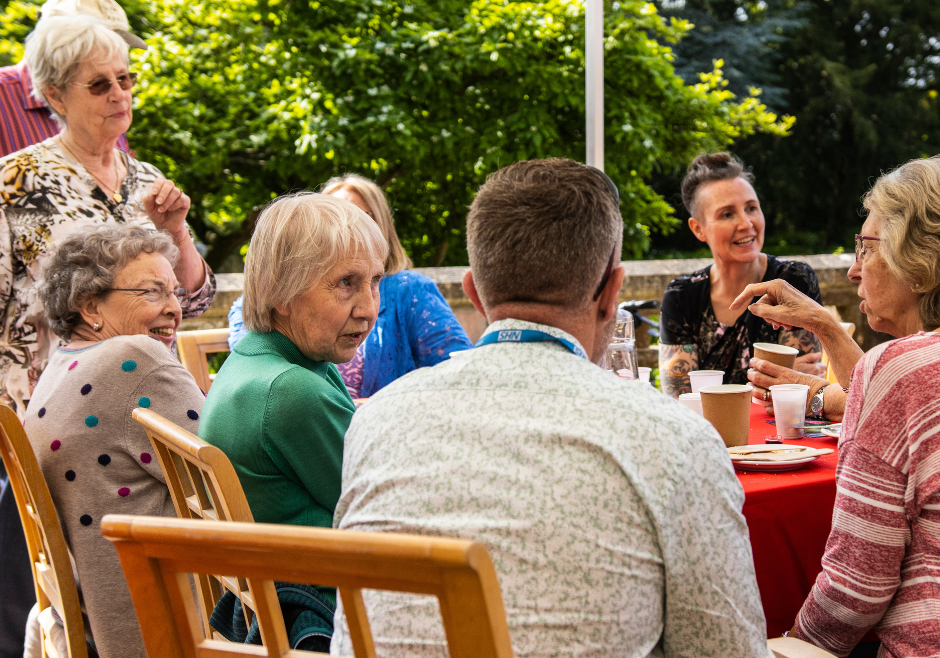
[613,308,635,341]
[605,340,639,380]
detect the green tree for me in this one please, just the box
[1,0,792,269]
[649,0,940,257]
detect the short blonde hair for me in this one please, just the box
[242,192,389,333]
[25,14,129,127]
[321,174,413,274]
[864,155,940,331]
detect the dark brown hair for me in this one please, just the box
[680,152,755,217]
[467,158,622,309]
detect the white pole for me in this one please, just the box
[585,0,604,170]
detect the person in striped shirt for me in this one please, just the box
[731,156,940,656]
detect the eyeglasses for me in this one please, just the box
[593,246,617,301]
[854,234,881,262]
[72,72,137,96]
[107,287,190,309]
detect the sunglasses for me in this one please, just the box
[72,72,138,96]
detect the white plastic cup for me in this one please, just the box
[689,370,724,393]
[770,384,810,439]
[637,367,651,383]
[449,350,470,359]
[678,392,703,416]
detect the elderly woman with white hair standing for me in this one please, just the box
[0,14,215,415]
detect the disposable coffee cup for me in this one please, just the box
[699,384,752,447]
[637,367,651,383]
[678,392,703,416]
[769,384,810,439]
[689,370,724,393]
[753,343,799,369]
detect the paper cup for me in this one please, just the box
[689,370,724,393]
[699,384,752,447]
[753,343,799,369]
[637,367,651,383]
[678,393,703,416]
[770,384,810,439]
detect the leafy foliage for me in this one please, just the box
[650,0,940,258]
[1,0,791,269]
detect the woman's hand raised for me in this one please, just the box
[730,278,829,334]
[144,178,190,242]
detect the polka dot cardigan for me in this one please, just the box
[24,334,205,658]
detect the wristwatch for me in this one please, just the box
[810,385,829,420]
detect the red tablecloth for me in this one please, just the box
[738,403,840,637]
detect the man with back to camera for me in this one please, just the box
[329,158,772,657]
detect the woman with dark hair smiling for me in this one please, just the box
[659,152,823,397]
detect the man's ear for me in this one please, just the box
[462,270,488,319]
[596,265,625,322]
[688,217,707,243]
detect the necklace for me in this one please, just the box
[57,137,124,203]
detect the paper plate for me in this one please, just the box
[733,456,821,472]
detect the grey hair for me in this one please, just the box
[243,192,389,334]
[25,14,129,127]
[38,224,178,340]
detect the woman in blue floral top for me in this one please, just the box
[228,174,470,397]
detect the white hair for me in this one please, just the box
[24,14,129,126]
[243,192,389,334]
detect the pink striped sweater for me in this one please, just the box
[794,331,940,657]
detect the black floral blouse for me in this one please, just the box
[660,255,822,385]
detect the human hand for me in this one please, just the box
[730,279,828,334]
[747,356,828,416]
[794,352,827,377]
[144,178,190,240]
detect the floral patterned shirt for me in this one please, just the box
[0,138,216,412]
[331,319,771,658]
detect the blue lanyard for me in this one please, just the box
[474,329,589,360]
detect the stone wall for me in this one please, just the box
[182,253,883,366]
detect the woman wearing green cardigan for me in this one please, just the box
[198,191,388,649]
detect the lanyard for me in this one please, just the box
[474,329,589,360]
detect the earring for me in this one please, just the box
[93,322,101,332]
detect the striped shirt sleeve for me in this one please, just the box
[793,333,940,657]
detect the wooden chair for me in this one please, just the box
[101,514,514,658]
[176,328,230,392]
[131,407,268,638]
[0,405,87,658]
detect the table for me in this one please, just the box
[738,403,839,637]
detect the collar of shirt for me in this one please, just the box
[16,60,46,111]
[478,318,589,358]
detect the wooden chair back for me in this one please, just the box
[0,406,87,658]
[176,328,230,393]
[101,514,514,658]
[131,407,267,638]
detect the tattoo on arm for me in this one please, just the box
[780,328,822,355]
[659,343,698,398]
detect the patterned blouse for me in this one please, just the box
[660,255,822,385]
[0,138,216,412]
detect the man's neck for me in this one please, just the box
[485,303,596,359]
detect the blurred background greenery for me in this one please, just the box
[2,0,937,270]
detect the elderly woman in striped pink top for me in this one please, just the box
[736,157,940,656]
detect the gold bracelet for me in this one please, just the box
[172,230,190,246]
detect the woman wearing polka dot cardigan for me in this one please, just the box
[23,224,206,658]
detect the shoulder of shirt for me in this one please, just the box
[0,64,23,85]
[664,265,710,293]
[0,140,46,170]
[381,269,437,293]
[864,331,940,370]
[771,256,816,278]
